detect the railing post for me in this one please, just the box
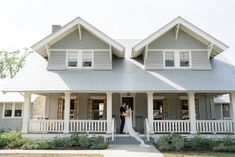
[188,92,197,134]
[63,92,71,133]
[230,92,235,133]
[22,92,31,134]
[106,92,112,133]
[147,92,154,133]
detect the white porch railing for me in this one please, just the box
[29,119,64,133]
[69,120,107,133]
[196,120,234,133]
[153,120,190,133]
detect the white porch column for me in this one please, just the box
[63,92,71,133]
[230,92,235,133]
[106,92,112,133]
[188,92,197,134]
[22,92,31,134]
[147,92,154,133]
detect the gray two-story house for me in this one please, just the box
[2,17,235,140]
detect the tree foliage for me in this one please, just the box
[0,48,32,78]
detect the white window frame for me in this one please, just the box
[221,103,231,120]
[2,102,23,119]
[162,50,192,69]
[66,50,94,69]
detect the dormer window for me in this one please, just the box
[180,51,189,67]
[82,51,92,67]
[68,51,78,67]
[67,50,94,69]
[164,50,191,68]
[165,52,175,67]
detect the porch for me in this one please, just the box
[22,92,235,136]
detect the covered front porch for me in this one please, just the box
[22,92,235,136]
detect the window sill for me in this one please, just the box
[2,117,23,119]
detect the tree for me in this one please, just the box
[0,48,32,78]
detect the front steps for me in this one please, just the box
[109,135,154,145]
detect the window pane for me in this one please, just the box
[68,51,77,67]
[5,103,12,117]
[82,51,92,67]
[180,51,189,67]
[222,104,230,118]
[15,103,22,117]
[165,52,174,67]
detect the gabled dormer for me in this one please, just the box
[31,17,125,70]
[132,17,228,70]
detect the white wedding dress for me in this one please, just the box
[123,108,148,147]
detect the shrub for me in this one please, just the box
[1,130,25,148]
[185,136,214,150]
[156,134,185,151]
[50,137,65,148]
[0,137,7,148]
[90,136,108,149]
[213,145,235,152]
[78,135,91,148]
[69,134,81,147]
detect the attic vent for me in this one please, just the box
[52,25,61,33]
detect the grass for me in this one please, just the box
[0,154,102,157]
[163,152,235,157]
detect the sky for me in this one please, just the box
[0,0,235,63]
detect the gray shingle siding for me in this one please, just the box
[145,51,163,70]
[191,51,212,70]
[50,28,109,49]
[47,51,66,70]
[93,51,112,70]
[148,29,207,49]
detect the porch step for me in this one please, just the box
[109,136,154,145]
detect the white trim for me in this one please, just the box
[148,49,207,51]
[207,43,214,59]
[90,96,106,100]
[45,44,50,59]
[179,96,188,100]
[163,50,192,69]
[132,17,228,58]
[50,49,109,52]
[153,96,165,100]
[77,23,82,39]
[32,17,125,58]
[66,50,94,69]
[220,103,231,120]
[2,102,23,119]
[175,23,180,39]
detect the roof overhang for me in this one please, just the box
[132,16,229,58]
[32,17,125,58]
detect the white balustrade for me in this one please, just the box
[29,119,64,133]
[153,120,190,133]
[69,120,107,133]
[196,120,234,133]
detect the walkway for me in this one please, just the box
[0,145,164,157]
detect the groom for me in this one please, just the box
[120,103,126,134]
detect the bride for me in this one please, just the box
[123,104,148,147]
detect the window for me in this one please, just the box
[180,51,189,67]
[4,103,13,117]
[165,52,174,67]
[67,50,93,68]
[68,51,78,67]
[153,100,163,120]
[82,51,92,67]
[2,103,23,118]
[88,99,106,120]
[14,103,22,117]
[222,104,230,119]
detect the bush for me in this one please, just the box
[156,134,185,151]
[0,137,7,148]
[78,135,91,148]
[69,134,81,147]
[90,136,108,149]
[185,136,215,150]
[1,130,26,148]
[213,145,235,152]
[50,136,65,148]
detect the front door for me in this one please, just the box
[122,97,135,127]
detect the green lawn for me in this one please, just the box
[0,154,102,157]
[163,152,235,157]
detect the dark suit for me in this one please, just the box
[120,106,126,133]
